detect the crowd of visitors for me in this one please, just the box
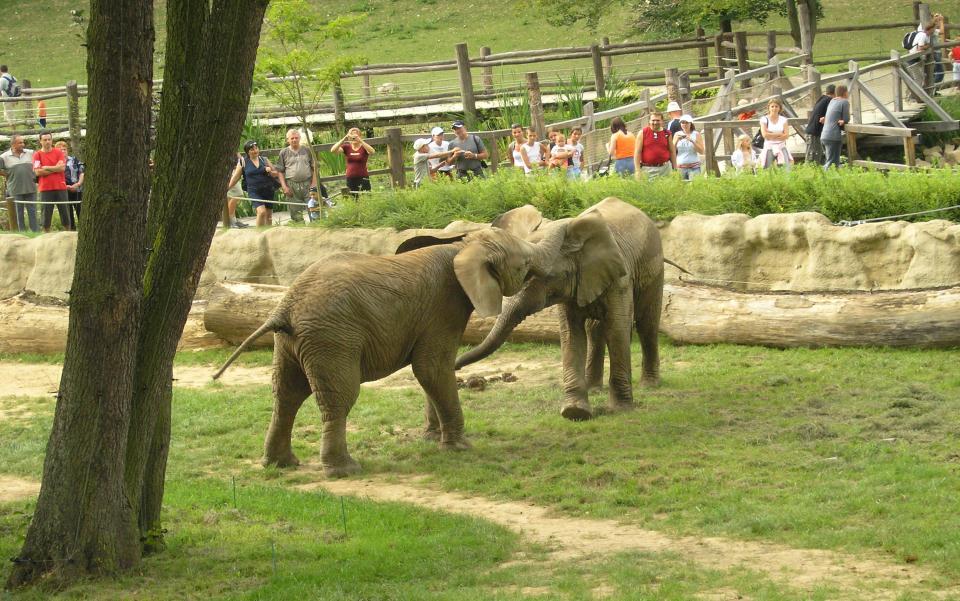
[0,132,82,233]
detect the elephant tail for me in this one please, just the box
[211,315,285,380]
[664,258,691,275]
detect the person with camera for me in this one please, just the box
[227,140,280,227]
[446,120,488,180]
[672,115,704,181]
[332,126,376,197]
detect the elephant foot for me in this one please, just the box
[607,401,636,413]
[422,427,442,442]
[262,450,300,469]
[323,456,362,479]
[561,401,593,421]
[440,437,472,451]
[640,375,661,388]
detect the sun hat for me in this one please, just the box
[431,126,444,136]
[413,138,430,151]
[667,101,682,113]
[679,114,694,123]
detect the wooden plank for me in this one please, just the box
[909,120,960,132]
[904,134,917,167]
[855,80,905,128]
[891,50,903,113]
[846,129,859,161]
[845,123,913,136]
[898,66,955,121]
[735,32,750,88]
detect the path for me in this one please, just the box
[301,474,957,601]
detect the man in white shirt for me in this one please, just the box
[427,126,454,180]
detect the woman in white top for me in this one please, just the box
[759,98,792,171]
[508,124,532,173]
[730,134,756,173]
[672,115,704,181]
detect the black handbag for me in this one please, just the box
[751,129,765,150]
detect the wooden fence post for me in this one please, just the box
[806,65,821,113]
[641,88,651,112]
[332,81,346,130]
[891,50,903,112]
[678,71,691,110]
[362,73,371,101]
[664,67,680,104]
[766,31,777,81]
[848,60,862,124]
[454,43,477,127]
[66,80,83,159]
[480,46,494,95]
[602,37,613,76]
[696,27,709,74]
[526,72,546,140]
[904,133,917,167]
[5,198,15,231]
[846,129,859,162]
[487,135,500,173]
[385,127,406,188]
[798,0,814,65]
[714,34,725,79]
[583,101,595,132]
[913,1,922,22]
[734,32,751,88]
[703,124,719,176]
[591,44,606,98]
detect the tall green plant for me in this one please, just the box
[554,71,586,120]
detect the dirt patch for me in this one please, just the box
[297,474,956,601]
[0,475,40,503]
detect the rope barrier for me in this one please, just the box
[10,198,82,205]
[836,203,960,226]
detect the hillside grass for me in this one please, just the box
[2,340,960,599]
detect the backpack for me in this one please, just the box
[902,30,919,50]
[751,118,766,150]
[1,74,20,97]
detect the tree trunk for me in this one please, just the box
[787,0,818,48]
[6,0,155,587]
[7,0,269,590]
[124,0,270,552]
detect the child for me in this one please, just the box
[951,34,960,89]
[548,132,571,172]
[413,138,454,188]
[567,128,584,180]
[37,99,46,128]
[523,127,547,170]
[729,134,756,174]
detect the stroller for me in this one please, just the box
[592,156,612,178]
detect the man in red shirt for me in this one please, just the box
[33,132,71,232]
[633,111,673,181]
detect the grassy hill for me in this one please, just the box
[3,0,960,88]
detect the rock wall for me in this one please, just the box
[2,213,960,302]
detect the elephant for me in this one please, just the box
[456,197,665,421]
[212,227,540,477]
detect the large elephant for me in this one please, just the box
[213,228,539,477]
[456,197,664,421]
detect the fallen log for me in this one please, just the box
[205,280,960,350]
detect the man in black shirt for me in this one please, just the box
[804,84,835,166]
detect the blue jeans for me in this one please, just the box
[679,166,701,181]
[822,139,842,170]
[614,157,635,176]
[566,167,582,180]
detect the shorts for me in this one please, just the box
[614,157,635,175]
[249,187,276,210]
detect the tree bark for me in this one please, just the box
[787,0,819,48]
[6,0,155,586]
[7,0,269,589]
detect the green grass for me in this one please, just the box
[321,164,960,229]
[2,340,960,598]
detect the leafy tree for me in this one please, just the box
[535,0,821,45]
[6,0,268,589]
[255,0,364,187]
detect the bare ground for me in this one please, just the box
[297,473,957,601]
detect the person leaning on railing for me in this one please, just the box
[607,116,636,176]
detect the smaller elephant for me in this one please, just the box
[456,197,665,420]
[213,228,539,477]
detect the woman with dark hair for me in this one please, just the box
[607,116,636,176]
[227,140,280,227]
[332,126,376,197]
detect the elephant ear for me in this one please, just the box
[396,232,467,254]
[564,214,627,307]
[492,205,543,238]
[453,240,503,317]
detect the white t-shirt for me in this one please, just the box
[569,142,584,168]
[911,30,930,54]
[524,142,543,165]
[511,142,531,173]
[428,139,452,172]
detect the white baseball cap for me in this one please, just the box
[430,126,444,136]
[667,101,681,113]
[413,138,430,151]
[679,114,694,123]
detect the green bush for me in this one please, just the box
[324,165,960,229]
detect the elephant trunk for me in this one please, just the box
[456,284,546,369]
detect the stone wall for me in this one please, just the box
[2,213,960,302]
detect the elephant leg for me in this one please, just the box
[412,348,470,450]
[423,401,441,441]
[303,359,362,478]
[635,278,663,387]
[263,334,311,468]
[585,318,605,390]
[604,292,635,409]
[559,304,592,421]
